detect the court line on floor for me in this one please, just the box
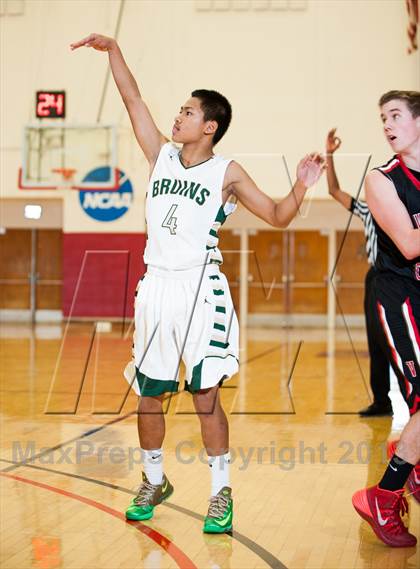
[1,345,282,474]
[0,458,287,569]
[0,410,137,473]
[0,471,197,569]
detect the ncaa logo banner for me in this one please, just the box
[79,167,133,222]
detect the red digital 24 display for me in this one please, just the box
[36,91,66,118]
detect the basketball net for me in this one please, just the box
[51,168,78,190]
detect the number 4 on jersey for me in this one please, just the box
[162,204,178,235]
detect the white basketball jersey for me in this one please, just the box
[143,142,236,270]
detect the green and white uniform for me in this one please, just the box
[131,142,239,395]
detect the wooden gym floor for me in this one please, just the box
[0,322,419,569]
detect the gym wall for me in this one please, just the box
[1,0,418,319]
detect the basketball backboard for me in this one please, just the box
[19,124,118,190]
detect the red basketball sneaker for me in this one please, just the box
[406,464,420,504]
[352,485,417,547]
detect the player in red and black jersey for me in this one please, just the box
[352,90,420,548]
[373,154,420,280]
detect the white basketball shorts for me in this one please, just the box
[125,264,239,396]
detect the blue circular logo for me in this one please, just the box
[79,167,133,222]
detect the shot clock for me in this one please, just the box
[36,91,66,118]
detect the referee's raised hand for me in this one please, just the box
[326,128,342,155]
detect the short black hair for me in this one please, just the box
[379,90,420,117]
[191,89,232,145]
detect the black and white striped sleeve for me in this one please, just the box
[350,198,377,265]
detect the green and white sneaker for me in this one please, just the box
[203,487,233,533]
[126,472,174,521]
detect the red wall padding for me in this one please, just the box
[62,233,146,318]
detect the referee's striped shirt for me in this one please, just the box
[349,198,377,265]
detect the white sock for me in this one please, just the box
[143,448,163,485]
[208,452,231,496]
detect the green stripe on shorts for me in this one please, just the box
[215,306,226,314]
[136,369,178,396]
[210,340,229,349]
[185,359,203,393]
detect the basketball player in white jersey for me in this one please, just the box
[71,33,325,533]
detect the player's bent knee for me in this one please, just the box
[193,385,220,414]
[138,394,165,411]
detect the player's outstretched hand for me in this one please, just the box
[70,33,115,52]
[326,128,341,155]
[297,153,326,188]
